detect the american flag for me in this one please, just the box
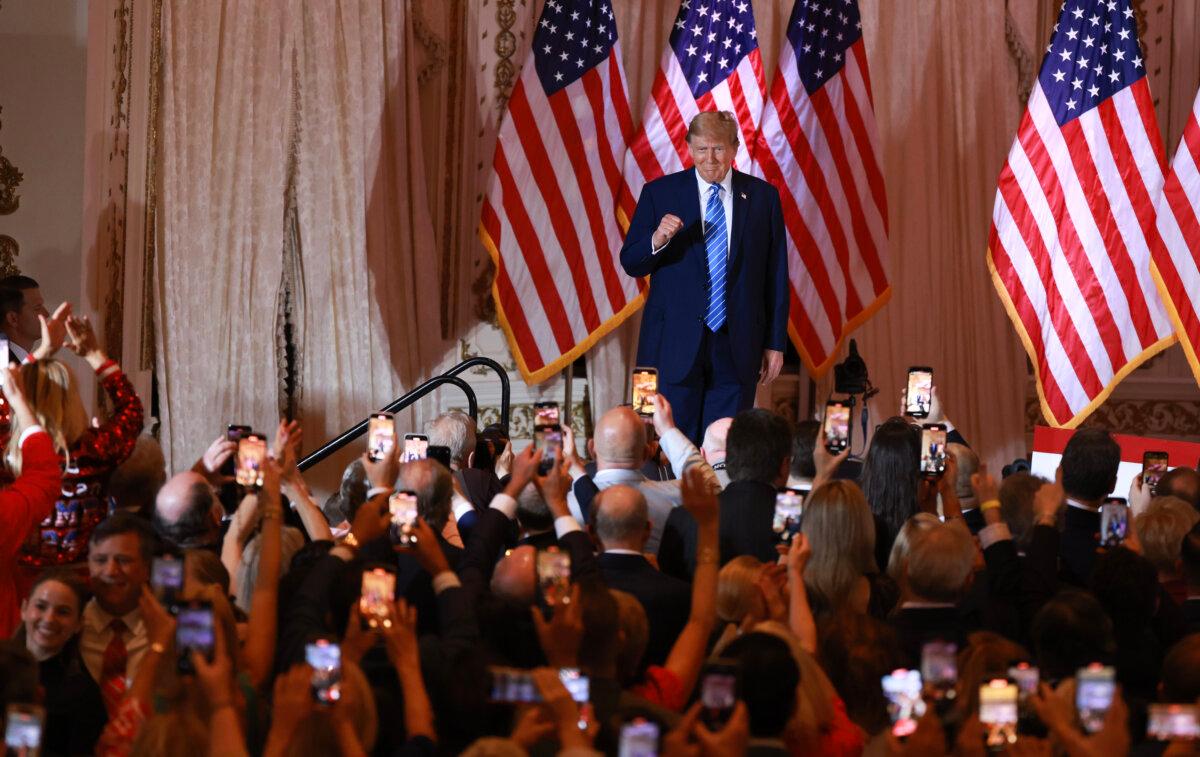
[479,0,643,384]
[987,0,1175,428]
[617,0,766,223]
[748,0,889,376]
[1153,89,1200,387]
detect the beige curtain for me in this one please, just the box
[156,0,293,471]
[290,0,451,486]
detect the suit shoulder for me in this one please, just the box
[644,168,693,194]
[736,171,781,199]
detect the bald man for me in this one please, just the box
[152,471,223,551]
[593,486,690,664]
[568,393,718,554]
[700,417,733,488]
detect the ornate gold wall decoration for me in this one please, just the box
[1025,396,1200,439]
[1003,0,1037,107]
[493,0,520,112]
[0,105,24,269]
[139,0,164,372]
[0,236,19,277]
[101,0,135,369]
[412,2,447,86]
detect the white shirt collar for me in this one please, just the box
[84,598,144,634]
[604,548,643,556]
[1066,498,1099,512]
[1,333,29,362]
[695,167,733,200]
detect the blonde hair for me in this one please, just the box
[801,481,876,613]
[687,110,739,145]
[717,555,766,624]
[954,631,1029,716]
[886,512,941,583]
[1137,496,1200,573]
[284,662,378,755]
[6,359,87,474]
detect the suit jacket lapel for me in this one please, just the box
[678,167,707,274]
[729,170,750,267]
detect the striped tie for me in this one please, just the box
[704,182,727,331]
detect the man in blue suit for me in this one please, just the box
[620,111,790,444]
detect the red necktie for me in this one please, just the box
[99,618,128,716]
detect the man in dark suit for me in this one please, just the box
[620,111,789,445]
[658,408,791,579]
[428,411,502,512]
[0,275,50,363]
[1057,428,1121,587]
[892,520,978,666]
[593,484,689,666]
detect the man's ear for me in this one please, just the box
[467,449,475,468]
[586,438,595,460]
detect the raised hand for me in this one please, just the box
[32,302,71,360]
[650,391,677,437]
[652,213,684,248]
[64,312,101,359]
[681,466,718,527]
[531,583,583,668]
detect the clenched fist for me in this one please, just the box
[652,213,684,249]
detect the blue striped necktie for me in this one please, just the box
[704,182,727,331]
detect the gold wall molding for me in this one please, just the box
[101,0,134,369]
[1025,396,1200,439]
[0,105,24,272]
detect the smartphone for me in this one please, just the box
[485,667,588,704]
[618,718,660,757]
[235,434,267,488]
[920,641,957,703]
[700,660,739,731]
[1147,703,1200,741]
[1143,451,1169,496]
[367,413,395,463]
[1076,664,1115,734]
[4,704,44,753]
[402,433,428,463]
[631,367,659,417]
[359,568,396,629]
[175,601,215,675]
[151,556,184,606]
[536,547,571,605]
[919,424,948,478]
[426,445,452,470]
[1100,499,1129,548]
[388,491,419,547]
[559,667,590,704]
[535,425,563,476]
[822,399,852,454]
[534,401,560,429]
[882,668,926,739]
[225,424,252,442]
[980,678,1019,750]
[906,367,934,418]
[306,640,342,705]
[772,490,804,543]
[1009,663,1043,736]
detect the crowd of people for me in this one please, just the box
[4,278,1200,756]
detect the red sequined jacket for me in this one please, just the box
[14,363,144,567]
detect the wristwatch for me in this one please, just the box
[342,532,360,549]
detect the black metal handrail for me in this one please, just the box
[297,357,510,472]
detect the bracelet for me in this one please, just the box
[980,499,1001,512]
[149,641,167,654]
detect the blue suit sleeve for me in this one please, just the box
[766,186,789,351]
[620,183,662,279]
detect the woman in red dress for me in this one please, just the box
[10,314,144,582]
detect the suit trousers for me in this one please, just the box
[659,325,756,445]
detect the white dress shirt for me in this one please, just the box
[79,599,149,686]
[0,331,29,363]
[650,168,734,256]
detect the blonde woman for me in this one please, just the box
[800,480,884,617]
[12,314,144,579]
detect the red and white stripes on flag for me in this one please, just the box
[479,0,643,384]
[987,0,1175,428]
[616,0,766,225]
[1153,88,1200,386]
[748,0,889,376]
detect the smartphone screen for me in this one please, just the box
[306,640,342,705]
[919,424,947,477]
[1100,500,1129,548]
[389,491,419,546]
[559,667,590,703]
[618,718,660,757]
[700,661,738,731]
[920,641,957,701]
[823,400,851,453]
[631,367,658,416]
[980,678,1019,749]
[1143,451,1169,495]
[151,557,184,605]
[882,668,926,738]
[536,425,562,475]
[235,434,267,488]
[488,667,538,703]
[5,704,44,751]
[402,434,428,463]
[367,413,395,463]
[1076,664,1115,734]
[175,602,215,674]
[1147,704,1200,741]
[1008,663,1039,699]
[772,490,804,543]
[536,548,571,605]
[906,367,933,418]
[534,402,560,429]
[360,568,396,629]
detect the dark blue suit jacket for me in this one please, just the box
[619,167,789,385]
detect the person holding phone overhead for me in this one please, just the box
[621,111,789,445]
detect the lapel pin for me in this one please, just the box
[740,192,747,199]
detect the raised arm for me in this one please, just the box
[192,613,249,757]
[382,599,437,745]
[785,534,818,655]
[64,315,144,464]
[652,393,720,493]
[276,421,333,542]
[242,458,283,689]
[0,366,62,554]
[660,468,720,700]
